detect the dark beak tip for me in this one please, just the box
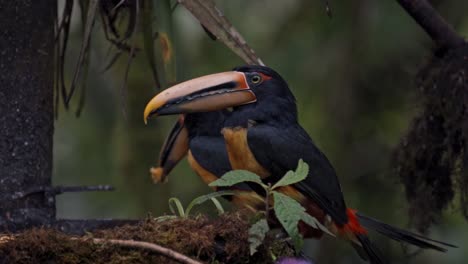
[153,105,183,116]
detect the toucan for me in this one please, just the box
[148,111,264,212]
[144,65,455,263]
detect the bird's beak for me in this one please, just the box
[150,115,189,183]
[144,71,256,123]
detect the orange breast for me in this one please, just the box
[221,127,270,178]
[187,150,264,212]
[187,150,219,187]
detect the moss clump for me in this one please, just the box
[0,211,295,264]
[394,43,468,232]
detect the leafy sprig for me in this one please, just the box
[210,159,333,253]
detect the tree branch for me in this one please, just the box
[11,185,114,200]
[178,0,264,65]
[91,238,203,264]
[396,0,465,50]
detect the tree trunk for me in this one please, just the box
[0,0,56,231]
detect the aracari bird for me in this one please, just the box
[144,65,455,263]
[148,111,264,212]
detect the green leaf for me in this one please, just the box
[248,218,269,255]
[273,192,307,251]
[209,170,266,188]
[272,159,309,189]
[300,212,334,237]
[210,197,225,215]
[185,190,236,216]
[168,197,185,217]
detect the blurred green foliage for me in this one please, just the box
[53,1,468,263]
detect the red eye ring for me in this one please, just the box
[259,73,272,81]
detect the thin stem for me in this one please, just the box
[91,238,203,264]
[265,183,272,220]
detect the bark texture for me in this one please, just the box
[0,0,56,231]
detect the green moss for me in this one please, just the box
[394,43,468,231]
[0,211,295,263]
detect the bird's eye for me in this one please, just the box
[251,75,262,84]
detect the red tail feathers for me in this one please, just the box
[340,208,367,235]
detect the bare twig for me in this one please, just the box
[396,0,464,50]
[54,0,73,43]
[99,6,134,53]
[67,0,99,105]
[178,0,264,65]
[100,51,123,73]
[111,0,127,14]
[58,0,74,109]
[265,183,271,220]
[120,0,140,119]
[92,238,203,264]
[75,0,93,117]
[11,185,114,200]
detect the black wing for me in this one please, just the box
[190,135,253,192]
[190,136,232,177]
[247,123,348,225]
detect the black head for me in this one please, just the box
[229,65,298,125]
[233,65,295,103]
[184,110,229,138]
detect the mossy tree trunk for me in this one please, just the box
[0,0,56,231]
